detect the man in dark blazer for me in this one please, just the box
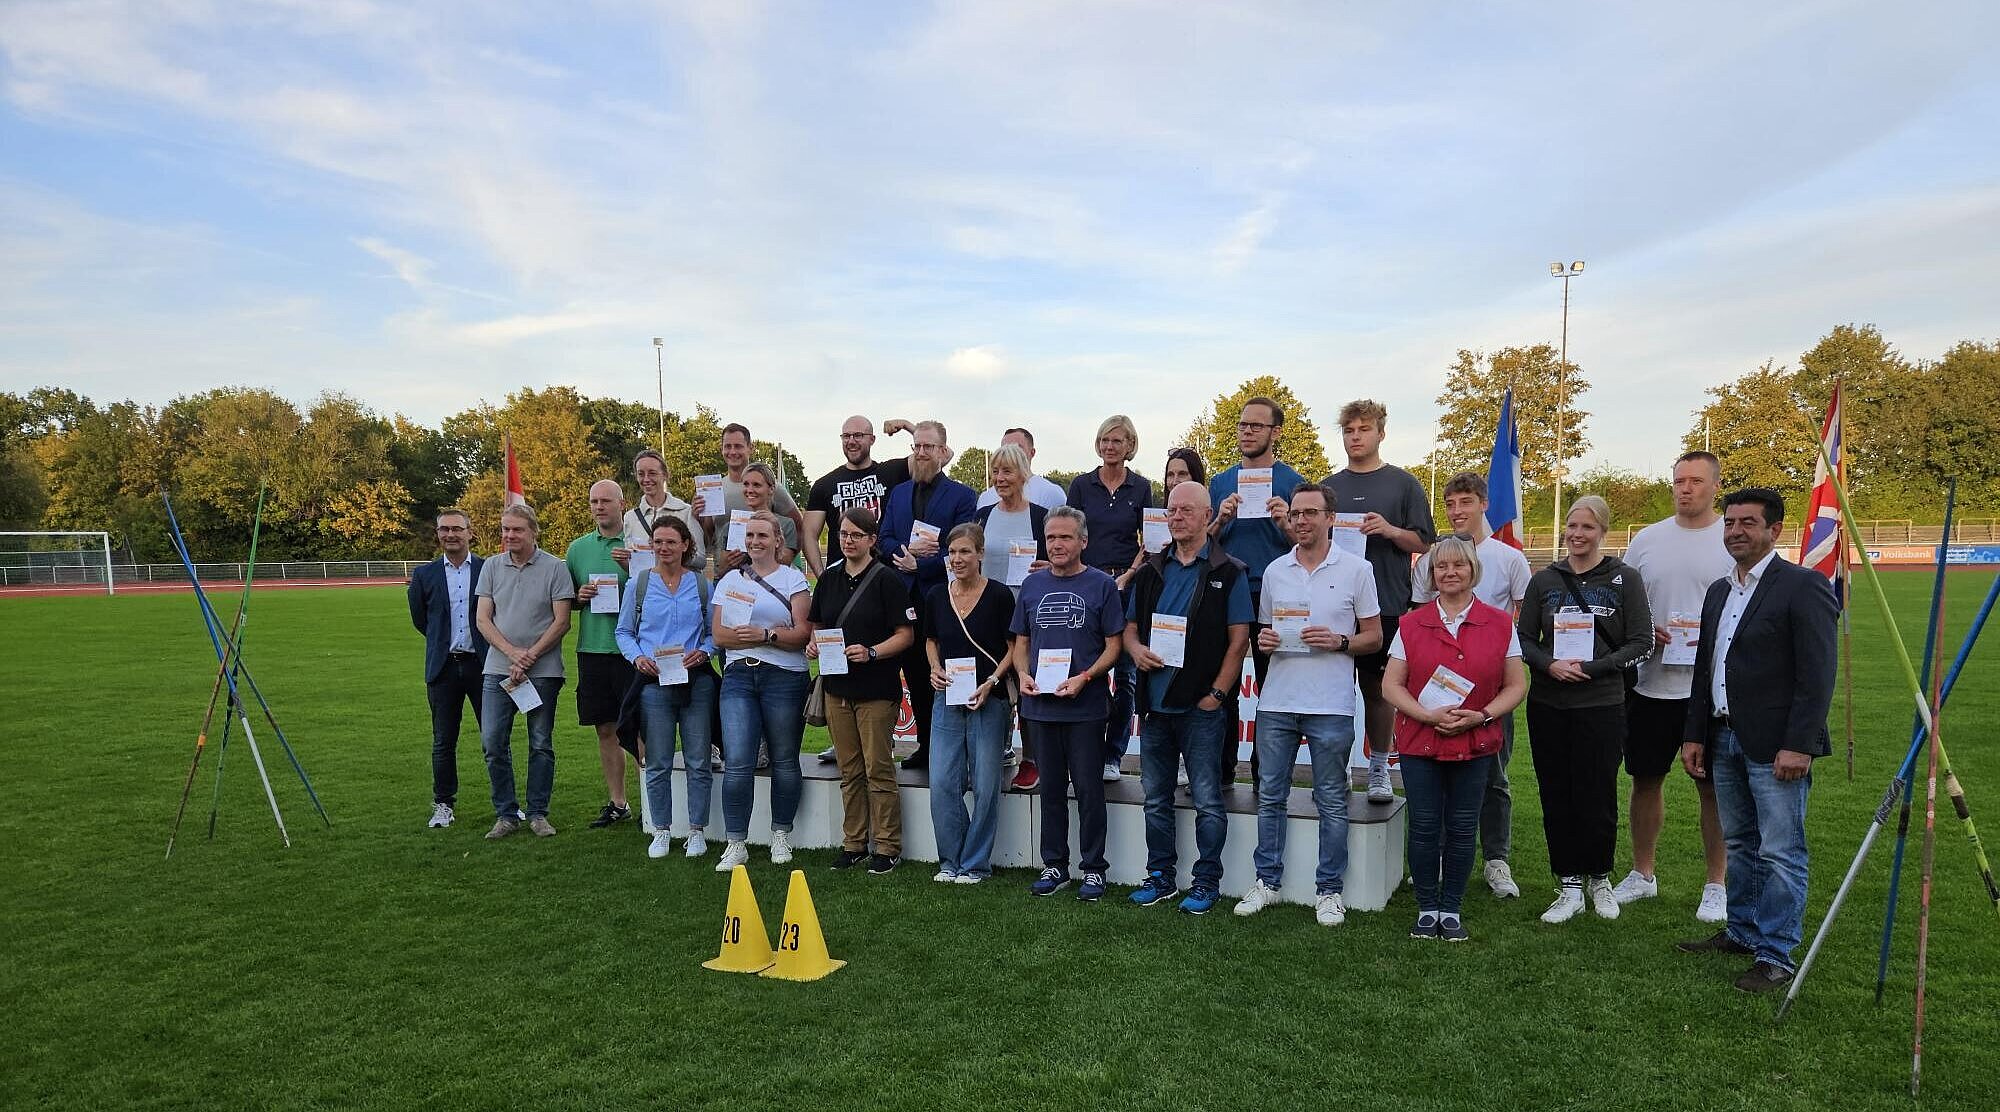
[877,420,978,770]
[1677,487,1838,992]
[408,508,487,829]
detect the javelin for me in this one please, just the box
[1911,566,1947,1096]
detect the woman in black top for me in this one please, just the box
[924,522,1018,882]
[806,508,914,874]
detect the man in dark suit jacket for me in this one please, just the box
[877,420,977,769]
[408,508,488,829]
[1677,488,1838,993]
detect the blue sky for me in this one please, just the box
[3,1,1995,481]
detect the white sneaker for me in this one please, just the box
[714,840,749,872]
[684,830,708,858]
[817,748,838,764]
[1587,876,1621,919]
[428,802,454,828]
[1696,882,1728,923]
[1484,859,1520,899]
[1541,880,1586,924]
[953,873,983,885]
[1102,760,1122,782]
[647,832,673,859]
[1367,759,1394,803]
[1315,893,1347,927]
[1002,747,1020,768]
[1234,879,1281,917]
[1176,762,1190,789]
[933,868,958,883]
[769,829,793,864]
[1611,869,1658,904]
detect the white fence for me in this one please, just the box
[0,560,427,588]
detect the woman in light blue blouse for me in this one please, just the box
[616,516,719,860]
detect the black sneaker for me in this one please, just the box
[830,850,868,870]
[867,854,901,875]
[588,802,631,828]
[1735,960,1794,993]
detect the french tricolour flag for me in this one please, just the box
[1484,388,1525,550]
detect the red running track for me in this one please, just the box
[0,578,398,598]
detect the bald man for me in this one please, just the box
[568,478,644,830]
[1124,481,1252,912]
[805,415,911,577]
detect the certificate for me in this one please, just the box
[910,520,941,552]
[1006,539,1037,586]
[501,676,542,712]
[1662,612,1701,666]
[945,657,978,706]
[1553,608,1596,661]
[1418,664,1476,711]
[1237,468,1273,518]
[1331,513,1368,560]
[1034,648,1073,693]
[725,509,751,552]
[627,545,655,575]
[1271,599,1310,653]
[1150,613,1188,669]
[1142,508,1170,552]
[719,586,757,629]
[588,572,620,614]
[654,644,688,686]
[813,628,849,675]
[694,475,725,518]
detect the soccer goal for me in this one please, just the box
[0,531,116,594]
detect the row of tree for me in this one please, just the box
[3,324,1989,562]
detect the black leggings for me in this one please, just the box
[1526,700,1625,879]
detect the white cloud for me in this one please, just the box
[943,345,1007,380]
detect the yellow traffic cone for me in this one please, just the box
[760,869,846,982]
[701,864,775,974]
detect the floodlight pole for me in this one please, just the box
[1548,260,1584,560]
[653,337,667,452]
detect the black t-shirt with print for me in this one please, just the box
[807,458,911,564]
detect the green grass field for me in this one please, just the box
[6,572,1999,1111]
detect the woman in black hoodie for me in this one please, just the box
[1518,495,1652,924]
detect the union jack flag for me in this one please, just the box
[1800,384,1843,590]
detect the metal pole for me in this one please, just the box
[1553,274,1567,562]
[654,338,667,452]
[103,531,114,595]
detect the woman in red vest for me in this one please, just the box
[1382,536,1528,941]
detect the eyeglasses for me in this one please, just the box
[839,433,872,441]
[837,530,873,540]
[436,526,468,532]
[1237,421,1274,432]
[1288,507,1325,518]
[913,442,942,452]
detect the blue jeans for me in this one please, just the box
[1139,706,1229,887]
[1478,712,1514,863]
[929,692,1010,877]
[719,662,808,841]
[1101,653,1137,768]
[1254,710,1355,894]
[1709,725,1812,971]
[1402,755,1491,915]
[641,671,716,832]
[480,674,563,820]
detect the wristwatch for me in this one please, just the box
[865,645,878,661]
[763,629,775,645]
[1336,633,1350,653]
[1208,687,1229,702]
[1479,711,1494,726]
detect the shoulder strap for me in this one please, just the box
[630,568,652,631]
[742,567,799,622]
[1555,568,1613,652]
[950,582,1007,672]
[830,561,885,630]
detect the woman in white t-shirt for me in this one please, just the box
[710,511,813,872]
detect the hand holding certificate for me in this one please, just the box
[1417,664,1476,711]
[1034,648,1072,694]
[1150,613,1187,669]
[1271,600,1310,653]
[719,586,757,629]
[813,628,849,675]
[1237,468,1273,518]
[725,509,751,552]
[1331,513,1368,559]
[627,545,655,575]
[655,644,689,686]
[1662,612,1700,665]
[588,573,621,614]
[501,676,543,712]
[944,657,978,706]
[694,475,725,518]
[1006,539,1037,586]
[1553,609,1596,661]
[1142,508,1170,552]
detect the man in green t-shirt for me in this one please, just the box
[568,479,640,830]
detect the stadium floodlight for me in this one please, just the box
[0,531,115,594]
[1548,261,1563,276]
[1570,260,1586,274]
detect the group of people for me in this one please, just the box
[409,398,1838,992]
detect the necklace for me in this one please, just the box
[949,575,984,616]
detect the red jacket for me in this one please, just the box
[1392,599,1515,761]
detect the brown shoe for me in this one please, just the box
[486,817,520,840]
[1676,929,1753,955]
[1734,960,1794,993]
[528,816,558,838]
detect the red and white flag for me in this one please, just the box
[1800,384,1842,584]
[503,434,527,508]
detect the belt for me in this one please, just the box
[450,649,479,658]
[1713,713,1731,729]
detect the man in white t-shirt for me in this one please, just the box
[1411,472,1532,898]
[1613,451,1734,922]
[975,427,1069,510]
[1233,482,1383,927]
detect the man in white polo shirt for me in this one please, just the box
[1234,482,1382,926]
[1412,472,1533,898]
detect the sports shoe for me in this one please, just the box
[756,742,770,770]
[1076,872,1106,901]
[589,802,631,829]
[1697,882,1728,923]
[1316,893,1347,927]
[1031,867,1071,897]
[1234,879,1281,917]
[684,831,708,858]
[1411,910,1440,939]
[1129,872,1180,907]
[867,853,900,875]
[933,868,959,883]
[1367,758,1394,803]
[428,803,454,829]
[528,816,557,837]
[647,831,673,859]
[485,816,520,840]
[714,840,749,871]
[1542,879,1586,923]
[710,756,725,773]
[769,830,794,864]
[1484,859,1520,899]
[1612,869,1658,904]
[1587,875,1620,919]
[1011,762,1041,791]
[1735,960,1794,993]
[1181,885,1219,915]
[830,850,868,870]
[1438,913,1470,943]
[1176,762,1190,789]
[953,872,984,885]
[817,747,838,764]
[1002,747,1020,768]
[1102,761,1122,782]
[1676,929,1753,955]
